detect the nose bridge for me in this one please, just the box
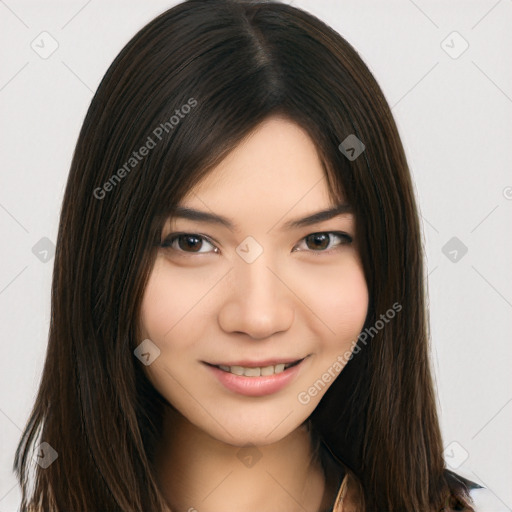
[238,251,278,301]
[233,234,279,294]
[217,244,294,338]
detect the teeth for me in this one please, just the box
[217,362,294,377]
[261,365,274,376]
[274,363,286,373]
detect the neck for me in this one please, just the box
[154,406,336,512]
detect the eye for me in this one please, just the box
[293,231,352,253]
[160,233,219,254]
[159,231,352,256]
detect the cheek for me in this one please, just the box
[138,260,214,397]
[329,266,368,337]
[292,259,368,409]
[139,258,217,343]
[139,265,179,342]
[297,256,369,345]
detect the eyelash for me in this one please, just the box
[159,231,353,256]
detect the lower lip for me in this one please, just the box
[205,359,306,397]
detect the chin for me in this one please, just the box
[196,407,314,448]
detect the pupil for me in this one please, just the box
[307,233,329,250]
[179,235,202,252]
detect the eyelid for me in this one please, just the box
[160,231,353,255]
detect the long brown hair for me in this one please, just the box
[13,0,475,510]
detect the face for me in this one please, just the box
[139,116,368,447]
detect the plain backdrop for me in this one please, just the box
[1,1,511,510]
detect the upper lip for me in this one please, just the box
[205,357,305,368]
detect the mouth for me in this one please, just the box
[204,358,305,377]
[203,357,308,397]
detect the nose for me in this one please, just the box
[217,255,294,340]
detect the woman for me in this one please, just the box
[13,1,501,510]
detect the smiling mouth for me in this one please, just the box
[206,359,304,377]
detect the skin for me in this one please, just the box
[139,116,368,512]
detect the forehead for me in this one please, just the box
[180,116,339,214]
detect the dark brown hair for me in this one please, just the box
[14,0,476,510]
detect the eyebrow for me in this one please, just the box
[169,203,353,231]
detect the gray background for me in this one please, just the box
[1,0,511,510]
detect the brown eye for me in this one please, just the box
[305,233,330,250]
[177,234,203,252]
[160,233,218,254]
[295,232,352,253]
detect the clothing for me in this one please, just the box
[316,439,508,512]
[328,474,508,512]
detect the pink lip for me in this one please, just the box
[204,358,307,397]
